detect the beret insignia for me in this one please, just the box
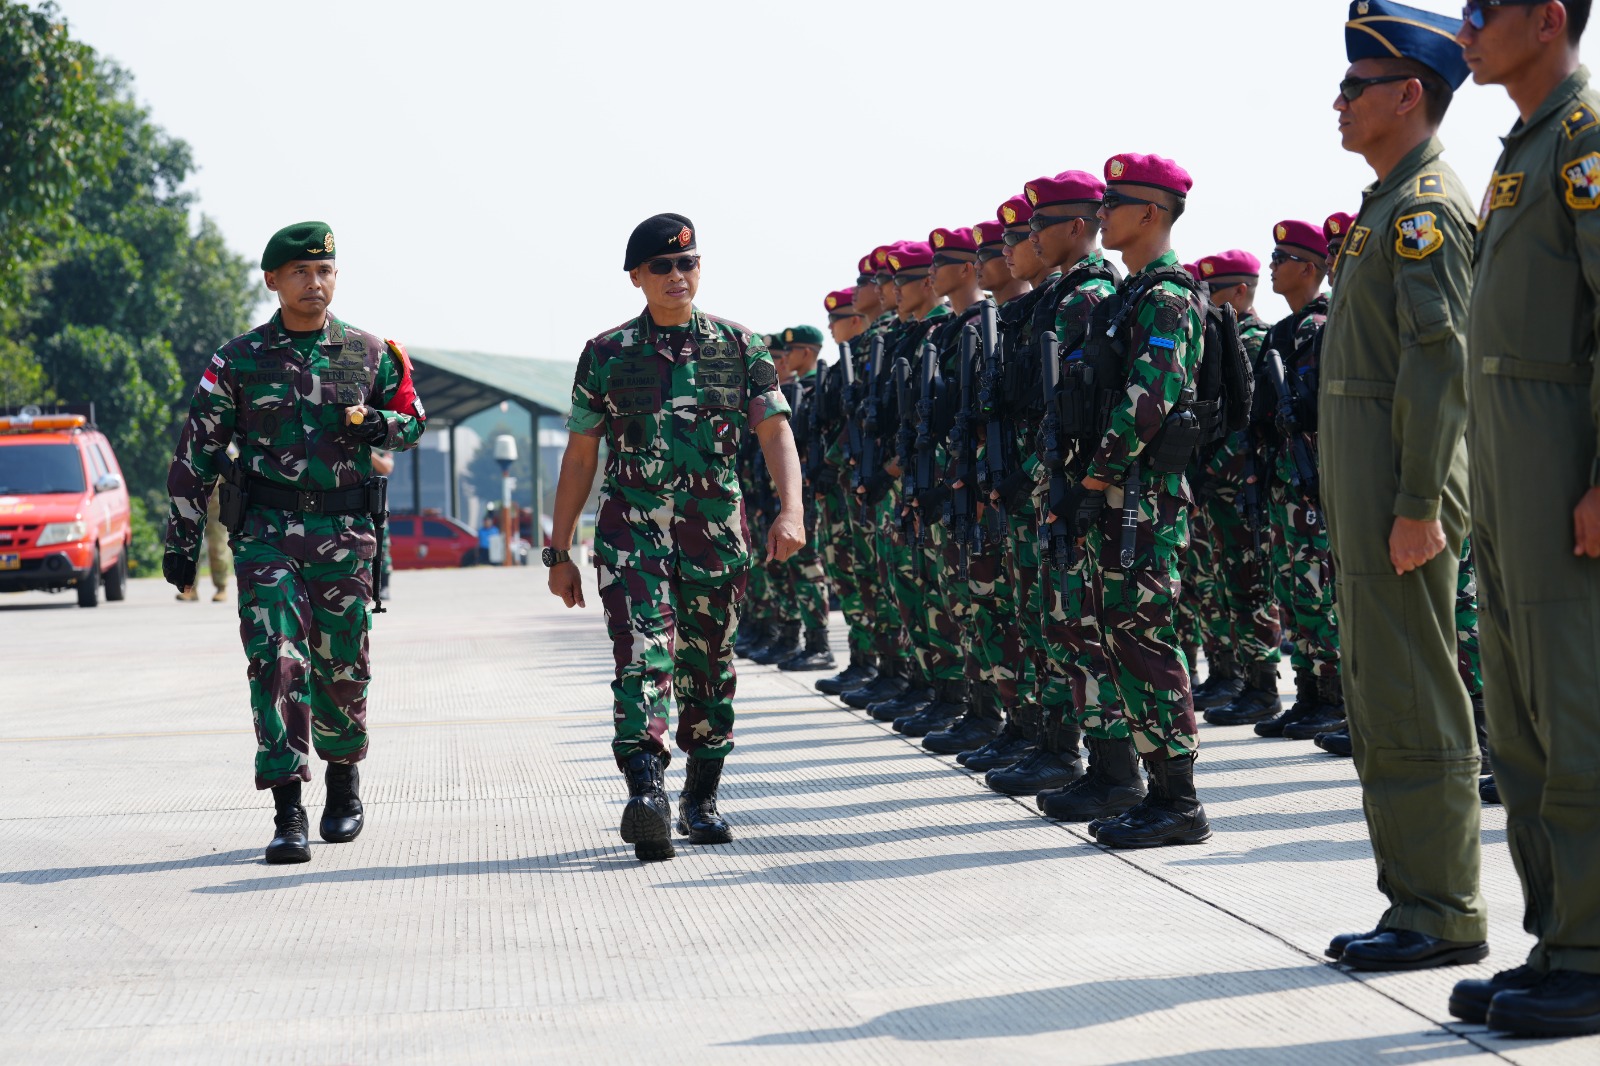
[1002,206,1017,224]
[1200,260,1215,276]
[1109,159,1126,179]
[888,254,902,270]
[1327,218,1342,235]
[1275,224,1288,241]
[932,232,945,248]
[1565,104,1600,140]
[784,329,795,343]
[1563,152,1600,210]
[973,225,985,244]
[325,232,335,253]
[1395,211,1444,260]
[676,225,692,247]
[826,295,838,310]
[874,249,888,265]
[1026,188,1039,205]
[1416,173,1445,199]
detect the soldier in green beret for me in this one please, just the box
[771,325,837,674]
[163,221,427,864]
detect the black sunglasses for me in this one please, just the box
[645,255,700,275]
[1338,74,1422,102]
[1100,190,1169,213]
[977,247,1006,262]
[1001,230,1033,247]
[892,272,930,286]
[1028,213,1090,233]
[1463,0,1540,30]
[932,252,976,268]
[1270,250,1312,267]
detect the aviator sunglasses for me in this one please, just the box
[645,255,701,275]
[1463,0,1541,30]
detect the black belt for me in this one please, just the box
[247,476,370,516]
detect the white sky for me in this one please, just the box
[56,0,1520,374]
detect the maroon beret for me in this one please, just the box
[972,220,1006,248]
[930,226,978,254]
[825,288,856,314]
[1324,212,1358,245]
[1025,170,1106,209]
[1105,153,1193,198]
[1274,220,1330,260]
[1197,249,1260,287]
[997,195,1033,227]
[888,241,933,272]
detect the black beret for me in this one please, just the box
[624,213,696,271]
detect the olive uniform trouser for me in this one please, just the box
[1331,512,1485,943]
[234,535,372,789]
[600,564,746,767]
[202,492,234,591]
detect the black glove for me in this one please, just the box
[1072,491,1107,538]
[350,411,388,443]
[997,468,1034,510]
[162,552,196,590]
[1047,479,1081,522]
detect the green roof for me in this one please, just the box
[405,347,575,425]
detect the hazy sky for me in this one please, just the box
[56,0,1518,375]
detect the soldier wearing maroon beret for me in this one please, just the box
[1069,151,1213,848]
[1323,212,1358,280]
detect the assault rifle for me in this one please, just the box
[913,339,939,540]
[853,336,885,522]
[805,361,827,482]
[894,354,919,560]
[1039,331,1076,596]
[975,298,1009,538]
[946,324,981,580]
[839,341,862,476]
[1266,349,1320,507]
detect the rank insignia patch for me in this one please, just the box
[1344,225,1371,257]
[1416,173,1445,198]
[1563,152,1600,209]
[1565,104,1600,140]
[1396,212,1444,260]
[1490,173,1524,212]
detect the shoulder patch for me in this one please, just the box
[748,356,778,392]
[1562,152,1600,210]
[1565,103,1600,141]
[1344,225,1371,258]
[1395,211,1444,261]
[1147,287,1188,333]
[1416,173,1446,199]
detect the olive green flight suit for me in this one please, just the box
[1469,67,1600,976]
[1321,136,1486,943]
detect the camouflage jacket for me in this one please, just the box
[165,311,426,564]
[1199,310,1269,503]
[566,306,790,580]
[1084,248,1205,497]
[1051,251,1121,476]
[1267,294,1329,484]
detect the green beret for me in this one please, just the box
[781,325,825,347]
[261,221,336,271]
[763,332,787,352]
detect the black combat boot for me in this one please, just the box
[1471,693,1491,774]
[734,618,773,660]
[675,757,733,845]
[320,762,364,843]
[619,751,675,862]
[816,650,876,696]
[923,681,1001,755]
[895,678,967,737]
[265,780,311,865]
[984,704,1084,796]
[871,667,936,722]
[1193,649,1244,711]
[1283,672,1347,739]
[1255,668,1317,738]
[844,656,907,709]
[1204,661,1282,725]
[1315,724,1353,757]
[1038,736,1146,821]
[780,627,835,672]
[751,621,801,665]
[958,723,1033,770]
[1094,753,1212,848]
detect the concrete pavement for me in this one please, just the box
[0,568,1595,1065]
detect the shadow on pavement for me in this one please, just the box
[0,848,260,884]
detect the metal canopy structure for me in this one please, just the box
[396,347,575,520]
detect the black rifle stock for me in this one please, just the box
[947,323,980,579]
[976,298,1009,536]
[1266,348,1320,509]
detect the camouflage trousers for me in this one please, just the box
[1268,479,1339,676]
[1199,495,1281,668]
[599,564,746,767]
[771,536,828,634]
[1175,504,1210,654]
[1457,538,1482,697]
[882,496,960,683]
[918,519,969,684]
[1045,551,1128,741]
[1085,488,1198,758]
[1003,506,1046,713]
[820,483,871,655]
[853,488,903,658]
[234,535,372,790]
[746,561,774,626]
[963,531,1021,707]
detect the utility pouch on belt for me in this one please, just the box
[1143,387,1204,473]
[215,452,249,535]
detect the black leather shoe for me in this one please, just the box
[1315,726,1353,757]
[619,751,675,862]
[1486,970,1600,1037]
[1325,926,1385,960]
[1256,669,1318,738]
[319,762,364,843]
[675,757,733,845]
[1449,965,1544,1024]
[959,730,1033,771]
[923,713,1000,755]
[984,750,1084,796]
[1340,929,1488,972]
[265,781,311,865]
[1480,774,1500,805]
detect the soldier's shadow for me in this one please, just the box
[0,848,261,885]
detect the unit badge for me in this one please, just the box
[1396,212,1444,260]
[1026,187,1039,206]
[1109,159,1126,179]
[1416,173,1445,198]
[1002,205,1018,224]
[1344,225,1371,257]
[932,231,945,248]
[1563,152,1600,209]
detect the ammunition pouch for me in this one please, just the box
[1144,391,1206,474]
[216,478,248,536]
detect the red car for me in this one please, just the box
[388,512,480,569]
[0,410,132,606]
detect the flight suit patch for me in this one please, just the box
[1562,152,1600,210]
[1416,173,1446,198]
[1395,211,1444,261]
[1564,103,1599,140]
[1344,226,1371,257]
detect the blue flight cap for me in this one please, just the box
[1345,0,1471,90]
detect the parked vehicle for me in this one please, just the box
[0,408,132,607]
[388,512,483,570]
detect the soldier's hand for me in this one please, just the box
[1574,487,1600,558]
[767,510,806,563]
[1389,515,1446,576]
[162,552,196,593]
[547,560,586,608]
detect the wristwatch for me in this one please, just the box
[541,547,571,567]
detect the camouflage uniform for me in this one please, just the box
[784,367,830,639]
[165,311,426,788]
[565,307,790,766]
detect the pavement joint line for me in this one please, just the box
[0,706,829,745]
[749,661,1520,1064]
